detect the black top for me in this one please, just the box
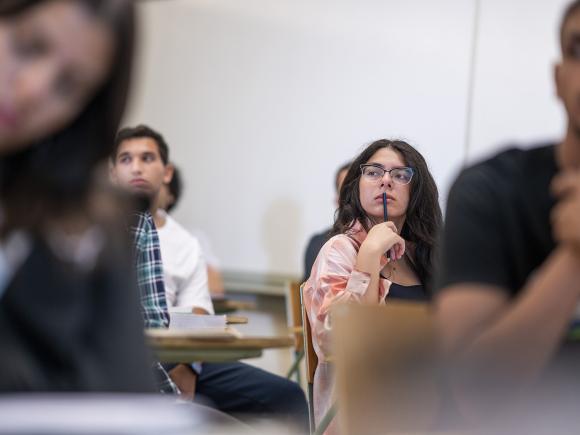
[388,283,429,302]
[436,144,557,295]
[0,234,156,393]
[303,228,332,282]
[435,143,580,391]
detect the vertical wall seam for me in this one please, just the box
[463,0,482,166]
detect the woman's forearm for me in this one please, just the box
[448,247,580,421]
[354,243,382,304]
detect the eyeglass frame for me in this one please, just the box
[359,163,415,185]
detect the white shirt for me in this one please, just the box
[156,211,214,315]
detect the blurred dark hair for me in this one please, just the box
[560,0,580,52]
[333,139,442,290]
[334,161,351,193]
[166,165,182,213]
[0,0,135,234]
[113,124,170,166]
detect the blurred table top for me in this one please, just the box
[146,328,293,363]
[212,297,257,314]
[0,394,213,434]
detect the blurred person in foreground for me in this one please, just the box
[436,0,580,429]
[0,0,155,392]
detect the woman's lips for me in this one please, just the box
[375,194,394,202]
[0,106,20,129]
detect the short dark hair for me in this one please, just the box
[333,139,442,290]
[334,161,351,193]
[166,165,183,213]
[113,125,169,165]
[560,0,580,52]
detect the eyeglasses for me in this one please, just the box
[360,164,415,185]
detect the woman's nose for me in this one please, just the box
[13,62,56,110]
[380,173,393,189]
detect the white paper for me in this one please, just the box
[168,312,227,330]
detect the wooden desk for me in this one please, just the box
[146,329,293,363]
[225,315,248,325]
[212,297,257,314]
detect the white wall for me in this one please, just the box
[124,0,569,278]
[468,0,570,162]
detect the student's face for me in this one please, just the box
[556,9,580,133]
[358,147,411,223]
[0,1,114,154]
[110,137,172,199]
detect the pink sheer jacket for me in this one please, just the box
[302,220,391,430]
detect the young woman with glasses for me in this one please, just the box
[302,139,442,430]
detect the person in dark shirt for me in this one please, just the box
[435,0,580,426]
[303,162,350,282]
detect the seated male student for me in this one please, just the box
[110,156,190,396]
[110,128,247,431]
[111,124,308,431]
[435,0,580,427]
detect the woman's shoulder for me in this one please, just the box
[305,233,360,288]
[324,232,357,246]
[320,221,367,252]
[318,232,362,259]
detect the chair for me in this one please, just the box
[299,284,318,433]
[285,281,305,383]
[300,284,338,435]
[332,302,441,435]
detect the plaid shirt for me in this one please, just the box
[131,212,170,328]
[130,211,177,394]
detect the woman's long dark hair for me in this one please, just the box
[0,0,135,234]
[333,139,442,290]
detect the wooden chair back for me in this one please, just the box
[300,284,318,385]
[285,281,304,353]
[333,302,441,435]
[300,284,318,433]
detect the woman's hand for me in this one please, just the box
[360,221,405,262]
[354,222,405,303]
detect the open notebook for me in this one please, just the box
[168,307,227,330]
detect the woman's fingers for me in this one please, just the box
[389,236,405,260]
[396,237,405,259]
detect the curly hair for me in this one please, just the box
[333,139,442,290]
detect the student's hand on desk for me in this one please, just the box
[192,307,210,315]
[168,364,197,401]
[361,221,405,262]
[552,171,580,255]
